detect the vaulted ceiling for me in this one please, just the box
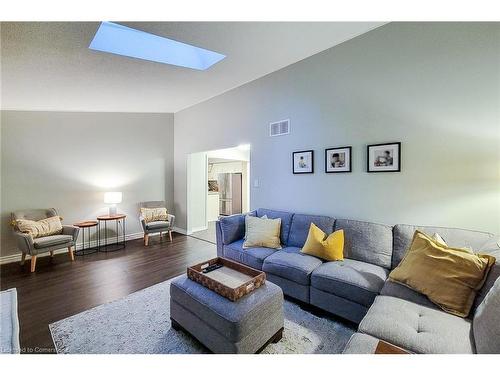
[1,22,384,112]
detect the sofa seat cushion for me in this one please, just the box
[359,296,475,354]
[263,251,322,285]
[33,234,73,249]
[311,259,389,307]
[145,220,170,230]
[223,240,276,270]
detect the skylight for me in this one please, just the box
[89,22,226,70]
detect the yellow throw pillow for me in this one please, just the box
[301,223,344,261]
[16,216,63,238]
[389,230,495,317]
[243,215,282,249]
[141,207,168,223]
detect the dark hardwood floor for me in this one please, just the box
[0,233,216,353]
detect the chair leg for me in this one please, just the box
[20,253,27,266]
[68,246,74,261]
[144,234,149,246]
[169,230,173,242]
[30,256,37,272]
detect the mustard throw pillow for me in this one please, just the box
[16,216,63,238]
[389,230,495,317]
[243,215,282,249]
[141,207,168,223]
[301,223,344,261]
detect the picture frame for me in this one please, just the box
[325,146,352,173]
[367,142,401,173]
[292,150,314,174]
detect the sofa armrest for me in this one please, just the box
[216,220,224,257]
[139,215,147,232]
[62,225,80,242]
[13,231,34,255]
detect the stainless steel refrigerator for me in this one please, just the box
[218,173,242,216]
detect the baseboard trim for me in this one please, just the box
[191,226,208,233]
[173,226,188,235]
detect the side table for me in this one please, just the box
[97,214,126,252]
[74,221,99,256]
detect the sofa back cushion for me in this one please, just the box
[256,208,294,246]
[473,276,500,353]
[335,219,393,269]
[392,224,494,269]
[219,211,256,245]
[288,214,335,248]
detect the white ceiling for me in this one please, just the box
[1,22,384,113]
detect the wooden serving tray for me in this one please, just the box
[187,257,266,302]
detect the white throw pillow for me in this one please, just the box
[243,215,282,249]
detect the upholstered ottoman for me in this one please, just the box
[170,274,284,354]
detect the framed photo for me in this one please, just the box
[325,146,352,173]
[292,150,314,174]
[367,142,401,172]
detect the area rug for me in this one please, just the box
[49,278,355,354]
[1,288,21,354]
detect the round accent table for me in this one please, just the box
[97,214,126,252]
[73,220,99,256]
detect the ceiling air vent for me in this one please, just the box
[269,119,290,137]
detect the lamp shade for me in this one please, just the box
[104,192,122,204]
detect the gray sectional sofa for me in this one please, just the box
[215,208,500,354]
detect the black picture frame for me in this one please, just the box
[367,142,401,173]
[292,150,314,174]
[325,146,352,173]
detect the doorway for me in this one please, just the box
[187,145,250,243]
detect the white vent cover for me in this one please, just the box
[269,119,290,137]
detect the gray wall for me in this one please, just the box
[1,111,174,257]
[174,22,500,234]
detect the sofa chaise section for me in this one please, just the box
[346,225,499,354]
[358,295,475,354]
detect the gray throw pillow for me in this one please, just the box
[473,276,500,353]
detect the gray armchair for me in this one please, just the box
[139,201,175,246]
[11,208,79,272]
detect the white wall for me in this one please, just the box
[174,22,500,234]
[206,148,250,162]
[187,152,208,233]
[1,111,174,257]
